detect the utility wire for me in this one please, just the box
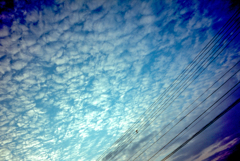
[165,74,240,160]
[97,10,240,160]
[133,66,240,161]
[100,13,239,161]
[98,9,240,161]
[116,10,240,148]
[130,24,238,161]
[147,82,240,161]
[128,60,240,161]
[161,97,240,161]
[103,16,240,161]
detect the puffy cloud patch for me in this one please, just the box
[11,60,28,70]
[186,137,240,161]
[0,0,239,160]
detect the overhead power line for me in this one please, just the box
[98,9,239,161]
[146,82,240,161]
[102,15,240,161]
[97,10,240,160]
[128,60,240,161]
[130,24,240,161]
[161,97,240,161]
[107,9,240,152]
[98,8,240,161]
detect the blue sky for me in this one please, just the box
[0,0,240,160]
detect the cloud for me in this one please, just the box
[11,60,28,70]
[186,137,239,161]
[0,0,239,160]
[0,25,9,37]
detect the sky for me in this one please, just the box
[0,0,240,161]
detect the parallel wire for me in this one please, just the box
[97,9,240,160]
[132,66,240,161]
[163,72,240,160]
[161,96,240,161]
[115,9,240,146]
[147,81,240,161]
[98,9,240,161]
[103,15,240,161]
[128,60,240,160]
[100,10,240,161]
[132,22,240,161]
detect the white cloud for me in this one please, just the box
[11,60,28,70]
[186,137,239,161]
[0,25,9,37]
[25,9,39,23]
[0,0,238,161]
[86,0,106,10]
[0,57,11,74]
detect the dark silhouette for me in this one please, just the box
[229,0,240,10]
